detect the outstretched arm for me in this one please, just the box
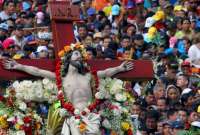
[3,59,56,80]
[97,61,133,78]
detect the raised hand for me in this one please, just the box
[119,61,134,72]
[2,59,20,70]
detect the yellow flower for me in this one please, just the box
[64,46,71,53]
[80,45,84,49]
[83,53,88,60]
[15,124,21,130]
[13,54,23,59]
[75,44,81,49]
[111,131,118,135]
[36,122,41,129]
[121,122,130,131]
[79,122,87,133]
[0,116,8,129]
[129,97,135,103]
[125,92,131,99]
[58,50,65,57]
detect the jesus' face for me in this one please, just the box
[70,50,82,61]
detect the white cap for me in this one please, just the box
[145,17,156,28]
[0,23,8,31]
[36,46,48,53]
[37,32,52,40]
[181,88,192,95]
[191,121,200,128]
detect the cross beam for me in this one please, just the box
[0,59,154,80]
[0,0,154,81]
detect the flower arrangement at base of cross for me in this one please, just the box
[0,86,46,135]
[0,78,58,134]
[12,78,58,103]
[95,78,135,134]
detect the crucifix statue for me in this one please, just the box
[0,0,153,134]
[3,44,133,135]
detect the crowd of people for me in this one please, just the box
[0,0,199,135]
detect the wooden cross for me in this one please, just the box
[0,0,154,81]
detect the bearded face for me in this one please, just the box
[63,50,87,76]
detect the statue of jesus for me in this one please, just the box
[3,47,133,135]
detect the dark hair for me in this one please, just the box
[86,46,97,57]
[167,109,177,119]
[78,24,88,31]
[146,110,159,121]
[4,1,15,7]
[132,102,141,107]
[181,91,195,105]
[121,35,130,41]
[103,35,111,41]
[62,50,87,77]
[182,18,191,24]
[145,89,154,96]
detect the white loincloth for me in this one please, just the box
[61,113,100,135]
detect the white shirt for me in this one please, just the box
[188,44,200,67]
[0,11,16,21]
[10,35,27,49]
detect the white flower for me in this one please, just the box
[84,108,90,114]
[102,119,111,129]
[16,130,25,135]
[110,79,123,94]
[122,107,129,113]
[59,109,68,117]
[23,94,31,101]
[75,119,80,125]
[13,81,20,88]
[48,95,57,103]
[45,83,54,90]
[18,102,27,111]
[71,43,76,50]
[74,109,80,115]
[113,108,121,116]
[95,91,105,99]
[7,117,15,122]
[42,78,50,85]
[43,92,50,99]
[22,80,32,87]
[17,119,24,125]
[112,102,121,109]
[16,92,23,99]
[35,89,43,99]
[115,93,127,102]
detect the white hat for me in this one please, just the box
[191,121,200,128]
[0,23,8,31]
[145,17,156,28]
[37,32,52,40]
[181,88,192,95]
[36,46,48,53]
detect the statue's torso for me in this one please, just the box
[62,73,92,111]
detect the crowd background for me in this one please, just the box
[0,0,199,135]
